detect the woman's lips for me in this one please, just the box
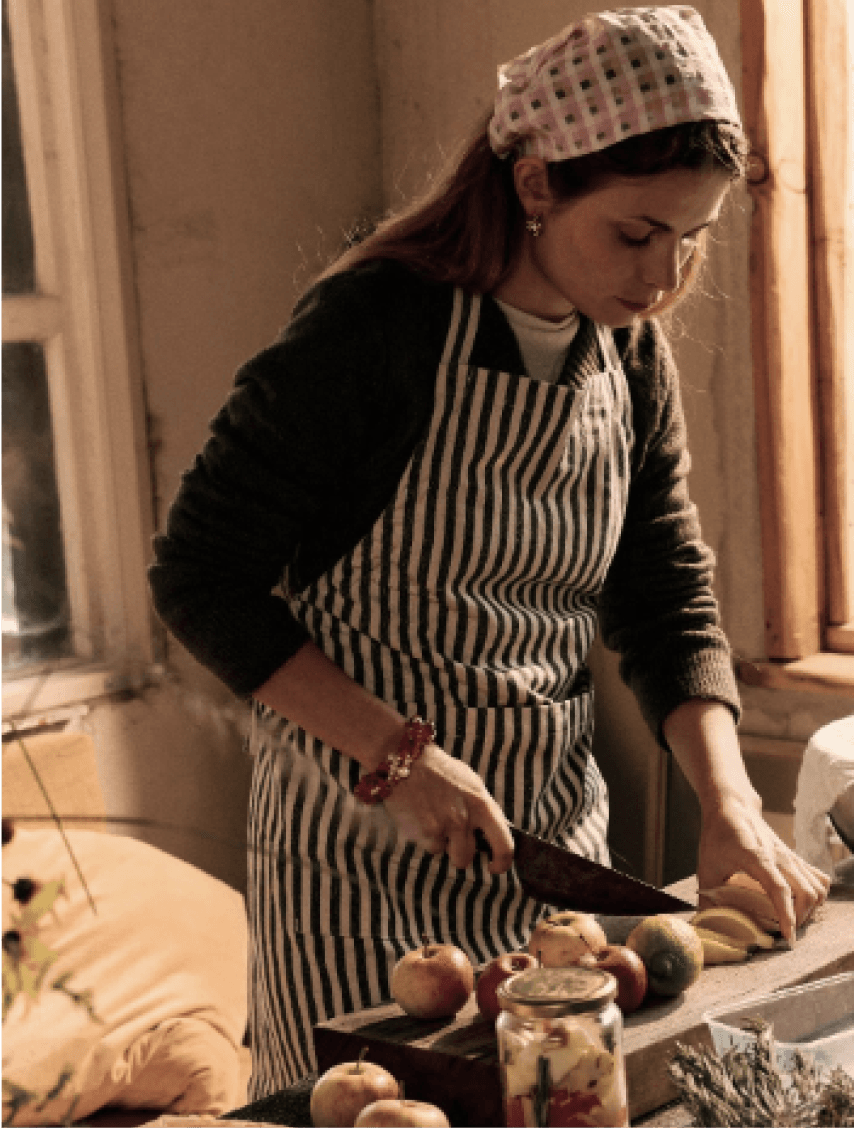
[618,298,653,313]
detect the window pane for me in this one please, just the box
[2,342,71,670]
[2,0,36,295]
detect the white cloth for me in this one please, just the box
[793,715,854,878]
[496,299,580,384]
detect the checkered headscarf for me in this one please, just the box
[488,6,741,161]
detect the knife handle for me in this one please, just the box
[473,827,493,861]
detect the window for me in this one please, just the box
[738,0,854,695]
[2,0,154,718]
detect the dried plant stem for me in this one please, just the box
[669,1020,854,1127]
[6,724,97,917]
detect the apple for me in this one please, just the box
[579,944,648,1014]
[391,941,474,1019]
[310,1049,399,1128]
[353,1097,450,1127]
[527,911,607,967]
[475,951,539,1021]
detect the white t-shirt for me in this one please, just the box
[496,299,580,384]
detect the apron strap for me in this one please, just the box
[597,323,622,371]
[440,289,482,369]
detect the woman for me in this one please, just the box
[149,6,830,1097]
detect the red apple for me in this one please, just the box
[579,944,648,1014]
[527,911,607,967]
[475,951,539,1021]
[391,941,474,1019]
[353,1097,450,1127]
[310,1050,399,1127]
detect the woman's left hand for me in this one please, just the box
[696,793,831,944]
[663,699,832,945]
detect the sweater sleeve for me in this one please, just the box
[148,269,404,697]
[598,321,741,743]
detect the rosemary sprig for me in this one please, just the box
[534,1053,551,1128]
[669,1020,854,1127]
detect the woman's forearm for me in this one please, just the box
[661,698,760,814]
[662,697,830,942]
[254,641,516,871]
[254,640,407,772]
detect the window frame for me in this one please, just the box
[737,0,854,696]
[2,0,155,719]
[807,0,854,657]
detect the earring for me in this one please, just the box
[525,215,544,238]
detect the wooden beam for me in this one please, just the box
[1,294,62,342]
[826,623,854,655]
[739,0,822,659]
[804,0,852,631]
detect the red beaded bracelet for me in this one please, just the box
[354,717,435,805]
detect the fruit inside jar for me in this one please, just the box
[500,1020,629,1127]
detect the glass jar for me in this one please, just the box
[496,966,629,1128]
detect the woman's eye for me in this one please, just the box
[619,232,652,247]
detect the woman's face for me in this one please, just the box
[497,162,732,327]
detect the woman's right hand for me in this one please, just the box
[253,644,514,874]
[383,742,515,875]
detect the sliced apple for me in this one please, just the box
[690,905,775,950]
[693,927,752,965]
[697,874,788,932]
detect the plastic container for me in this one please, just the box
[496,965,629,1127]
[703,971,854,1076]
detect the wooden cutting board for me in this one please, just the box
[313,878,854,1125]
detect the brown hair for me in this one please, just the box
[321,112,750,311]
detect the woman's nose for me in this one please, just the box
[642,239,682,293]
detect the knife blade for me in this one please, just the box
[477,826,695,916]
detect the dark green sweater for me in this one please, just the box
[149,259,740,741]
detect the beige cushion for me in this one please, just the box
[2,828,248,1125]
[3,731,106,831]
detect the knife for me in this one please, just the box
[476,825,695,916]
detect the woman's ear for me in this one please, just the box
[513,157,555,217]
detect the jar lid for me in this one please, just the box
[496,966,616,1018]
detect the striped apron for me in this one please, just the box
[246,289,634,1098]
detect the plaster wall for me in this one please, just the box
[81,0,381,889]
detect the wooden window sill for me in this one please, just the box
[737,654,854,697]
